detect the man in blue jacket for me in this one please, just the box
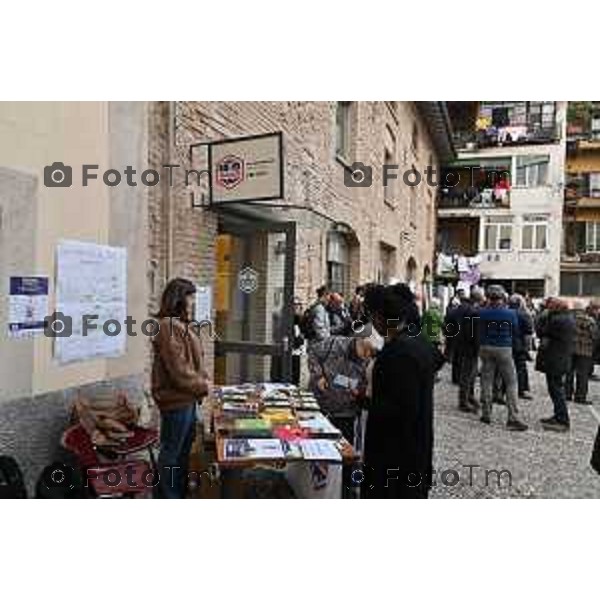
[478,285,528,431]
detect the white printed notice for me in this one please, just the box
[195,285,212,323]
[55,240,127,364]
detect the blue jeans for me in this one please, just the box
[546,372,569,424]
[157,404,197,499]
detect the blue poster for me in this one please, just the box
[8,276,49,337]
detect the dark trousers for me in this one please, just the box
[451,347,462,385]
[291,355,301,386]
[458,352,478,407]
[514,353,530,394]
[566,355,593,403]
[157,404,197,499]
[545,372,570,424]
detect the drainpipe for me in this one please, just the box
[166,101,176,280]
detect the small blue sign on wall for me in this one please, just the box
[8,276,49,337]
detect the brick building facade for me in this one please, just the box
[148,101,453,383]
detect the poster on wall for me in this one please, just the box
[54,240,127,364]
[8,276,49,338]
[195,285,212,323]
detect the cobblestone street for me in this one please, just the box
[431,362,600,498]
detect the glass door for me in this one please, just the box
[214,217,296,385]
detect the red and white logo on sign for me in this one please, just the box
[215,155,245,189]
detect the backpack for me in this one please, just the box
[0,455,27,499]
[299,303,319,341]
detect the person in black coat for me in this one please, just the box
[456,289,484,413]
[535,298,576,432]
[509,294,534,399]
[444,292,470,385]
[361,283,441,499]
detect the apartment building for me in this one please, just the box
[148,101,454,385]
[561,101,600,298]
[436,101,567,299]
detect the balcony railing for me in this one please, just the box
[438,188,510,210]
[561,252,600,265]
[565,173,600,202]
[453,124,559,151]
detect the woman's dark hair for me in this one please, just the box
[157,278,196,320]
[363,283,385,319]
[316,285,328,298]
[366,283,420,331]
[386,283,420,327]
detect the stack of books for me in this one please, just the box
[296,413,341,439]
[223,438,285,460]
[261,408,296,427]
[230,418,272,438]
[293,394,320,411]
[220,401,260,418]
[223,437,342,462]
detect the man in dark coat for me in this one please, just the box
[444,292,469,385]
[457,289,484,413]
[565,300,597,405]
[361,283,441,499]
[509,294,534,400]
[536,298,576,432]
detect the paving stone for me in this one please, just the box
[430,364,600,498]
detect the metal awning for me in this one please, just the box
[207,200,339,230]
[414,102,456,162]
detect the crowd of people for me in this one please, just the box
[150,277,600,499]
[444,286,600,433]
[297,281,600,498]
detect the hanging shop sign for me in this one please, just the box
[190,132,284,206]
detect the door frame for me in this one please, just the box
[215,214,296,382]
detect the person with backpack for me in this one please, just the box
[327,292,352,336]
[301,285,331,345]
